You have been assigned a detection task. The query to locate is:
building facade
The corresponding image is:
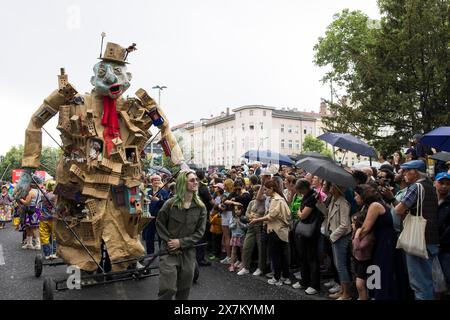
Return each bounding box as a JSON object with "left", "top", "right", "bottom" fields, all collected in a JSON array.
[{"left": 172, "top": 103, "right": 369, "bottom": 169}]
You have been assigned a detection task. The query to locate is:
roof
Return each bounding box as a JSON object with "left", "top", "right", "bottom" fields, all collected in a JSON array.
[
  {"left": 272, "top": 109, "right": 320, "bottom": 121},
  {"left": 204, "top": 114, "right": 236, "bottom": 127},
  {"left": 171, "top": 121, "right": 194, "bottom": 131},
  {"left": 232, "top": 105, "right": 276, "bottom": 113}
]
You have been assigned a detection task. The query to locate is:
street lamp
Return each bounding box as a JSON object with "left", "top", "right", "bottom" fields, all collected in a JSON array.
[{"left": 152, "top": 85, "right": 167, "bottom": 106}]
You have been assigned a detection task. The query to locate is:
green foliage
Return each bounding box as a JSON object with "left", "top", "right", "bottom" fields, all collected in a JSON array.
[
  {"left": 314, "top": 1, "right": 450, "bottom": 154},
  {"left": 0, "top": 145, "right": 61, "bottom": 182},
  {"left": 302, "top": 135, "right": 333, "bottom": 158}
]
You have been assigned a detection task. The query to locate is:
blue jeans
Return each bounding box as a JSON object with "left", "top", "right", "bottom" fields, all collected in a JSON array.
[
  {"left": 331, "top": 233, "right": 352, "bottom": 283},
  {"left": 405, "top": 244, "right": 439, "bottom": 300}
]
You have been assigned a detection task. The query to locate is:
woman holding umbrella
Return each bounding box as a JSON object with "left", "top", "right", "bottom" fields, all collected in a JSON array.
[{"left": 292, "top": 179, "right": 322, "bottom": 295}]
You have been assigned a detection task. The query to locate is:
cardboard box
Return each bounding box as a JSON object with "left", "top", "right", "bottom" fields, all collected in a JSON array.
[
  {"left": 119, "top": 111, "right": 143, "bottom": 134},
  {"left": 99, "top": 158, "right": 122, "bottom": 174},
  {"left": 82, "top": 183, "right": 109, "bottom": 200},
  {"left": 135, "top": 88, "right": 157, "bottom": 109},
  {"left": 33, "top": 103, "right": 58, "bottom": 127},
  {"left": 69, "top": 164, "right": 87, "bottom": 182}
]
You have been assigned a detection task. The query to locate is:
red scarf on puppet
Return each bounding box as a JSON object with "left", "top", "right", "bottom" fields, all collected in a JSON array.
[{"left": 102, "top": 96, "right": 121, "bottom": 157}]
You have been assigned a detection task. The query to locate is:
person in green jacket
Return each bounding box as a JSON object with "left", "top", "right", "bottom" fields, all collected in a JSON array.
[{"left": 156, "top": 170, "right": 207, "bottom": 300}]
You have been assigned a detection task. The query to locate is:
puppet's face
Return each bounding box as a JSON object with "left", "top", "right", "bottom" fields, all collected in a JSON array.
[{"left": 91, "top": 61, "right": 132, "bottom": 99}]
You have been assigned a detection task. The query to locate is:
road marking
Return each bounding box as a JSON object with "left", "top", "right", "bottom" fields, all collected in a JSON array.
[{"left": 0, "top": 244, "right": 5, "bottom": 265}]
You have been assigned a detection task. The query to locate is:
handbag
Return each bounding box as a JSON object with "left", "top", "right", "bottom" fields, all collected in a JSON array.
[
  {"left": 295, "top": 211, "right": 319, "bottom": 238},
  {"left": 396, "top": 183, "right": 428, "bottom": 259},
  {"left": 352, "top": 232, "right": 375, "bottom": 261}
]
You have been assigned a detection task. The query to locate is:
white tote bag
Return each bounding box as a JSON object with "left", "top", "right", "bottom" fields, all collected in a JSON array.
[{"left": 396, "top": 183, "right": 429, "bottom": 259}]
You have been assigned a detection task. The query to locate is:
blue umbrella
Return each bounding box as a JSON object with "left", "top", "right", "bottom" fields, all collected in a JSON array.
[
  {"left": 242, "top": 150, "right": 294, "bottom": 166},
  {"left": 421, "top": 127, "right": 450, "bottom": 152},
  {"left": 318, "top": 132, "right": 378, "bottom": 158}
]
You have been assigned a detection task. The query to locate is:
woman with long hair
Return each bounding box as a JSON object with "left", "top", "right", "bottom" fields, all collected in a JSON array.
[
  {"left": 156, "top": 170, "right": 207, "bottom": 300},
  {"left": 250, "top": 180, "right": 291, "bottom": 286},
  {"left": 219, "top": 178, "right": 236, "bottom": 264},
  {"left": 354, "top": 184, "right": 399, "bottom": 300}
]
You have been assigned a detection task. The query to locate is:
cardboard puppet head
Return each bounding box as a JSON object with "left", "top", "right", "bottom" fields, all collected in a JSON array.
[{"left": 91, "top": 42, "right": 134, "bottom": 99}]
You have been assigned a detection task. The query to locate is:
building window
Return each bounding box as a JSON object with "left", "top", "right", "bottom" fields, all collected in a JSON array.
[
  {"left": 249, "top": 123, "right": 255, "bottom": 130},
  {"left": 295, "top": 140, "right": 300, "bottom": 150},
  {"left": 260, "top": 122, "right": 264, "bottom": 130},
  {"left": 249, "top": 110, "right": 254, "bottom": 116},
  {"left": 240, "top": 112, "right": 242, "bottom": 118},
  {"left": 288, "top": 140, "right": 293, "bottom": 149},
  {"left": 288, "top": 125, "right": 293, "bottom": 133},
  {"left": 304, "top": 129, "right": 307, "bottom": 134},
  {"left": 263, "top": 110, "right": 267, "bottom": 116},
  {"left": 242, "top": 123, "right": 245, "bottom": 131},
  {"left": 281, "top": 139, "right": 285, "bottom": 148},
  {"left": 295, "top": 126, "right": 299, "bottom": 134},
  {"left": 281, "top": 124, "right": 285, "bottom": 133}
]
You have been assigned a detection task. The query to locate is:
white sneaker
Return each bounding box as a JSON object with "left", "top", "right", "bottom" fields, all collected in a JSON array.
[
  {"left": 237, "top": 268, "right": 249, "bottom": 276},
  {"left": 292, "top": 282, "right": 304, "bottom": 289},
  {"left": 33, "top": 244, "right": 41, "bottom": 250},
  {"left": 50, "top": 254, "right": 58, "bottom": 259},
  {"left": 265, "top": 272, "right": 274, "bottom": 279},
  {"left": 283, "top": 278, "right": 292, "bottom": 285},
  {"left": 220, "top": 257, "right": 230, "bottom": 264},
  {"left": 328, "top": 284, "right": 341, "bottom": 294},
  {"left": 294, "top": 271, "right": 302, "bottom": 280},
  {"left": 324, "top": 280, "right": 337, "bottom": 288},
  {"left": 252, "top": 268, "right": 262, "bottom": 276},
  {"left": 136, "top": 262, "right": 145, "bottom": 269},
  {"left": 44, "top": 256, "right": 51, "bottom": 260},
  {"left": 267, "top": 278, "right": 283, "bottom": 286},
  {"left": 305, "top": 287, "right": 319, "bottom": 295},
  {"left": 233, "top": 260, "right": 241, "bottom": 268}
]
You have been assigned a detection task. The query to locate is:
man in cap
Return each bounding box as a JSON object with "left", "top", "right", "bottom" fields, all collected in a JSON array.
[
  {"left": 13, "top": 41, "right": 183, "bottom": 271},
  {"left": 384, "top": 159, "right": 439, "bottom": 300},
  {"left": 434, "top": 172, "right": 450, "bottom": 290}
]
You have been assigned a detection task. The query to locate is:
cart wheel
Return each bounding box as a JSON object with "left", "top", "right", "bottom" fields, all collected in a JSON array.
[
  {"left": 35, "top": 254, "right": 43, "bottom": 278},
  {"left": 43, "top": 277, "right": 54, "bottom": 300},
  {"left": 193, "top": 262, "right": 200, "bottom": 283}
]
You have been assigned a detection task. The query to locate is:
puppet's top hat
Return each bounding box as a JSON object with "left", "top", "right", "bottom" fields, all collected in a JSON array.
[{"left": 100, "top": 42, "right": 135, "bottom": 64}]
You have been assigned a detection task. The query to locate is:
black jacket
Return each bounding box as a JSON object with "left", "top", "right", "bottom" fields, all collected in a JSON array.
[{"left": 438, "top": 194, "right": 450, "bottom": 253}]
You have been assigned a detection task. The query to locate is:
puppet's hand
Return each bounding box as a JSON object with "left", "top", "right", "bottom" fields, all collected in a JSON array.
[{"left": 13, "top": 168, "right": 34, "bottom": 200}]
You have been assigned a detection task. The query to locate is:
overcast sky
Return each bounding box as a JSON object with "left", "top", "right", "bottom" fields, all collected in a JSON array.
[{"left": 0, "top": 0, "right": 380, "bottom": 156}]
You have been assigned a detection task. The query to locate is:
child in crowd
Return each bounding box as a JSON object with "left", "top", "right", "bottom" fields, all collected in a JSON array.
[
  {"left": 209, "top": 204, "right": 223, "bottom": 261},
  {"left": 351, "top": 213, "right": 373, "bottom": 300},
  {"left": 228, "top": 204, "right": 248, "bottom": 272}
]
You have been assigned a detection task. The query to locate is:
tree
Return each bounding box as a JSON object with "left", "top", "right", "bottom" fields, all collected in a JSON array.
[
  {"left": 0, "top": 145, "right": 61, "bottom": 182},
  {"left": 0, "top": 145, "right": 24, "bottom": 182},
  {"left": 302, "top": 135, "right": 333, "bottom": 158},
  {"left": 314, "top": 1, "right": 449, "bottom": 154}
]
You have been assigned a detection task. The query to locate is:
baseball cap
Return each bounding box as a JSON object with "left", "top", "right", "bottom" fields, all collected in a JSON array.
[
  {"left": 400, "top": 160, "right": 426, "bottom": 172},
  {"left": 435, "top": 172, "right": 450, "bottom": 182}
]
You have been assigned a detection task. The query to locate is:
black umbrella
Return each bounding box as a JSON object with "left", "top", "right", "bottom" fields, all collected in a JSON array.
[
  {"left": 318, "top": 132, "right": 377, "bottom": 158},
  {"left": 296, "top": 157, "right": 356, "bottom": 188},
  {"left": 430, "top": 151, "right": 450, "bottom": 162}
]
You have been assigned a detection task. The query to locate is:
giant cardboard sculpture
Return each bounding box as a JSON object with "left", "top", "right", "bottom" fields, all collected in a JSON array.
[{"left": 17, "top": 41, "right": 184, "bottom": 271}]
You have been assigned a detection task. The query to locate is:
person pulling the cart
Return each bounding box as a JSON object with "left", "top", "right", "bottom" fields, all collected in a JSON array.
[{"left": 156, "top": 170, "right": 207, "bottom": 300}]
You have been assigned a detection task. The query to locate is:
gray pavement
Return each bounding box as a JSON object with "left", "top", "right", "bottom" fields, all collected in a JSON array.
[{"left": 0, "top": 223, "right": 326, "bottom": 300}]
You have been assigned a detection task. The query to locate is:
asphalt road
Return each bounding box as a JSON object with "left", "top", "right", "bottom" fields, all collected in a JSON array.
[{"left": 0, "top": 222, "right": 327, "bottom": 300}]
